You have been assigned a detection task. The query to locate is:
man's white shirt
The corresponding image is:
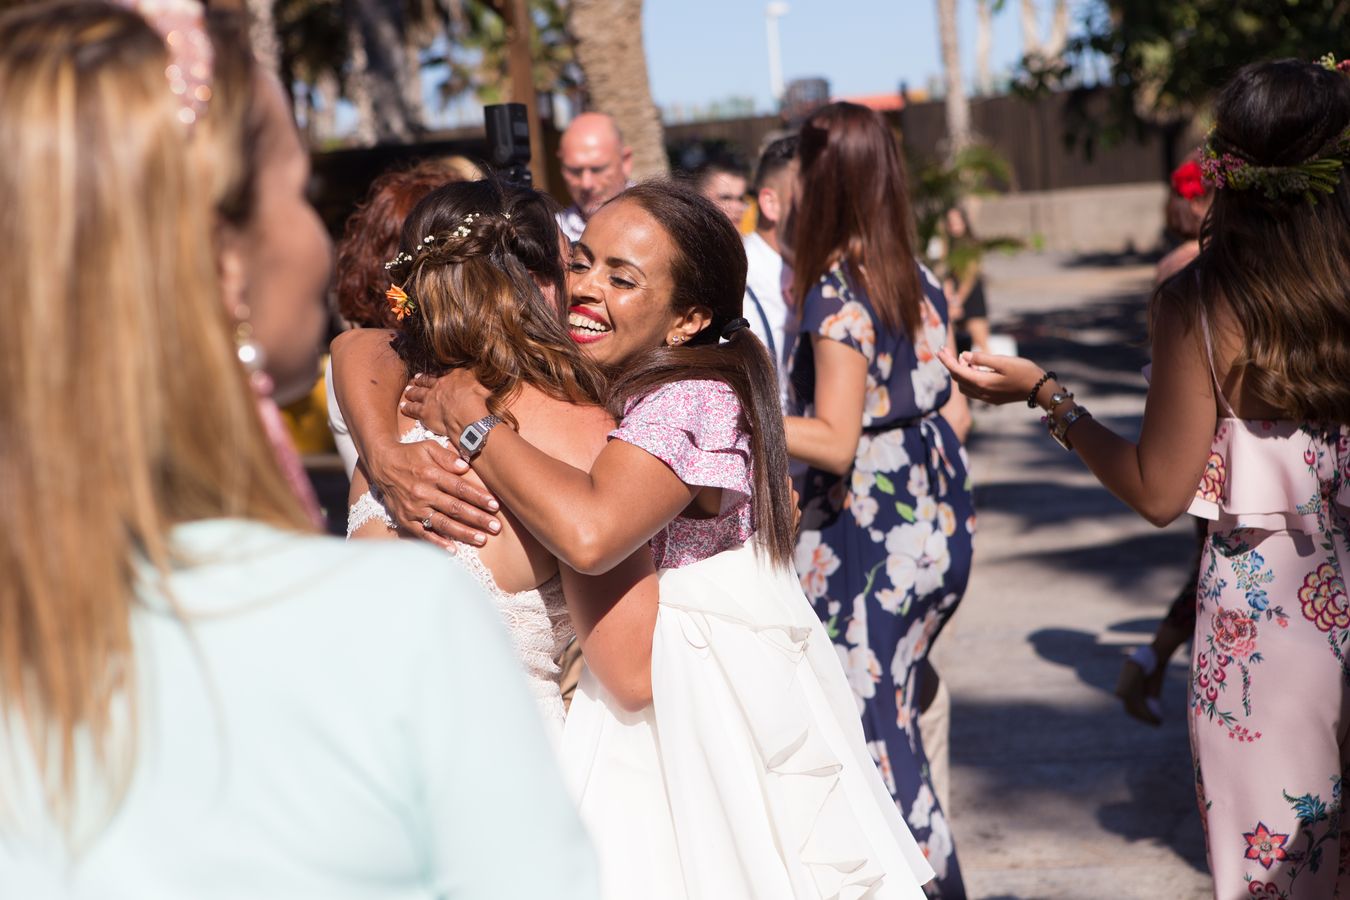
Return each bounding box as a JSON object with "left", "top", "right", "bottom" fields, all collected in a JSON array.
[
  {"left": 556, "top": 181, "right": 637, "bottom": 244},
  {"left": 556, "top": 205, "right": 586, "bottom": 243},
  {"left": 742, "top": 230, "right": 791, "bottom": 408}
]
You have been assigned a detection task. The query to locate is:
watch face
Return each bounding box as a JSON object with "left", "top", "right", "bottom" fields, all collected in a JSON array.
[{"left": 461, "top": 424, "right": 485, "bottom": 453}]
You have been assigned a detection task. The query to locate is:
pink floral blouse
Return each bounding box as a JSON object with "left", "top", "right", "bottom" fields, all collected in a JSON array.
[{"left": 609, "top": 379, "right": 754, "bottom": 569}]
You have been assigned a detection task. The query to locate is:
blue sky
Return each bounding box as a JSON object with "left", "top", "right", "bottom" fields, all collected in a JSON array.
[
  {"left": 353, "top": 0, "right": 1082, "bottom": 131},
  {"left": 643, "top": 0, "right": 1074, "bottom": 113}
]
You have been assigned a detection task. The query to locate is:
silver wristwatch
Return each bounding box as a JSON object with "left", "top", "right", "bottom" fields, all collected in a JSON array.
[{"left": 458, "top": 414, "right": 502, "bottom": 458}]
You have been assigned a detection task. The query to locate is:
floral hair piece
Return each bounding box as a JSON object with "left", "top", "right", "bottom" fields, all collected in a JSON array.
[
  {"left": 383, "top": 213, "right": 490, "bottom": 270},
  {"left": 386, "top": 284, "right": 415, "bottom": 321},
  {"left": 1318, "top": 53, "right": 1350, "bottom": 75},
  {"left": 112, "top": 0, "right": 213, "bottom": 127},
  {"left": 384, "top": 251, "right": 414, "bottom": 271},
  {"left": 450, "top": 212, "right": 480, "bottom": 239},
  {"left": 1201, "top": 126, "right": 1350, "bottom": 203},
  {"left": 1170, "top": 159, "right": 1206, "bottom": 200},
  {"left": 1199, "top": 53, "right": 1350, "bottom": 204}
]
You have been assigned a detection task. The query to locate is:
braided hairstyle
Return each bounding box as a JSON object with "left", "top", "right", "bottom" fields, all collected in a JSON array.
[{"left": 389, "top": 179, "right": 606, "bottom": 428}]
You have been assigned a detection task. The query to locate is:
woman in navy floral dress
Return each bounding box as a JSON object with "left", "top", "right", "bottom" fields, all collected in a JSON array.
[{"left": 785, "top": 102, "right": 975, "bottom": 899}]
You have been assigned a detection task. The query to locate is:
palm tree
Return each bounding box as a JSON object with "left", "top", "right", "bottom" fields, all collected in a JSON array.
[
  {"left": 343, "top": 0, "right": 421, "bottom": 144},
  {"left": 1021, "top": 0, "right": 1069, "bottom": 66},
  {"left": 975, "top": 0, "right": 995, "bottom": 95},
  {"left": 567, "top": 0, "right": 668, "bottom": 179},
  {"left": 435, "top": 0, "right": 578, "bottom": 105},
  {"left": 275, "top": 0, "right": 347, "bottom": 142},
  {"left": 935, "top": 0, "right": 972, "bottom": 154},
  {"left": 1045, "top": 0, "right": 1069, "bottom": 60},
  {"left": 1019, "top": 0, "right": 1042, "bottom": 56}
]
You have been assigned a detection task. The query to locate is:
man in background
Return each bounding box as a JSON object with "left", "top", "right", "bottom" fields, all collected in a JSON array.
[
  {"left": 556, "top": 112, "right": 633, "bottom": 242},
  {"left": 743, "top": 135, "right": 798, "bottom": 404},
  {"left": 693, "top": 161, "right": 750, "bottom": 228}
]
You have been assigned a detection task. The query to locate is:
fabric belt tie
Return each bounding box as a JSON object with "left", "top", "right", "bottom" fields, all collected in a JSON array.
[{"left": 862, "top": 410, "right": 957, "bottom": 481}]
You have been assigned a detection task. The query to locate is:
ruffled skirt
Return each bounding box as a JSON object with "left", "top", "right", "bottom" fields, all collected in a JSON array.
[{"left": 560, "top": 541, "right": 934, "bottom": 899}]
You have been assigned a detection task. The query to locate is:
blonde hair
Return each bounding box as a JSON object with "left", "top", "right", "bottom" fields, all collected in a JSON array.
[{"left": 0, "top": 2, "right": 311, "bottom": 821}]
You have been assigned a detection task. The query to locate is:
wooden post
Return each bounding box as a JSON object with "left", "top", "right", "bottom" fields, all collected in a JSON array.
[{"left": 501, "top": 0, "right": 549, "bottom": 191}]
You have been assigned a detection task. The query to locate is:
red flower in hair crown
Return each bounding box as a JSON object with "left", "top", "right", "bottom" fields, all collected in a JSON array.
[{"left": 1170, "top": 160, "right": 1206, "bottom": 200}]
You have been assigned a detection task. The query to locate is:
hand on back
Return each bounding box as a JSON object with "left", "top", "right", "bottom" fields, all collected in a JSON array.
[{"left": 362, "top": 437, "right": 502, "bottom": 548}]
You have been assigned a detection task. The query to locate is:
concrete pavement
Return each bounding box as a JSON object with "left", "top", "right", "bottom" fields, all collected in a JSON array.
[{"left": 940, "top": 252, "right": 1213, "bottom": 899}]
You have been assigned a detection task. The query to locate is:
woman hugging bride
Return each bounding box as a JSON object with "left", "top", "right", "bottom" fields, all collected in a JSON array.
[{"left": 336, "top": 177, "right": 934, "bottom": 899}]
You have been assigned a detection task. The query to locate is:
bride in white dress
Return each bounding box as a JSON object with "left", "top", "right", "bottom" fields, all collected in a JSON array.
[{"left": 343, "top": 179, "right": 659, "bottom": 736}]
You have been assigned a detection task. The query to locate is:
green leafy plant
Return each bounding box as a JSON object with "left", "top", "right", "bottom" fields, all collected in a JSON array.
[{"left": 910, "top": 141, "right": 1022, "bottom": 270}]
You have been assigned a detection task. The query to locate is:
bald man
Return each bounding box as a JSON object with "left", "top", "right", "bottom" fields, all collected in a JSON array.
[{"left": 556, "top": 112, "right": 634, "bottom": 241}]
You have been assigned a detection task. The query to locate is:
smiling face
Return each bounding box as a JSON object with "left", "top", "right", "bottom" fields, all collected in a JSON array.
[{"left": 565, "top": 199, "right": 706, "bottom": 368}]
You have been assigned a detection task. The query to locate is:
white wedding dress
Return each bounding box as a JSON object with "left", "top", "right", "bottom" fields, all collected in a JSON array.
[
  {"left": 562, "top": 380, "right": 935, "bottom": 900},
  {"left": 347, "top": 424, "right": 574, "bottom": 735}
]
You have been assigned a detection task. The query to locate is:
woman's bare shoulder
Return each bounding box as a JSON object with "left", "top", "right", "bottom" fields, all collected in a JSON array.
[
  {"left": 510, "top": 386, "right": 615, "bottom": 470},
  {"left": 1154, "top": 241, "right": 1199, "bottom": 286}
]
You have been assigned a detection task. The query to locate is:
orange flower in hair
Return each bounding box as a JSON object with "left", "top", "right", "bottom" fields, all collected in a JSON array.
[{"left": 386, "top": 284, "right": 415, "bottom": 321}]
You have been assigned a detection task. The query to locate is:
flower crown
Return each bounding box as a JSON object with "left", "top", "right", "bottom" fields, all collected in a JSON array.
[
  {"left": 382, "top": 212, "right": 505, "bottom": 321},
  {"left": 1199, "top": 55, "right": 1350, "bottom": 204}
]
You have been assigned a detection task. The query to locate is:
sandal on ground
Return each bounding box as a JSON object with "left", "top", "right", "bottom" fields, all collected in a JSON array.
[{"left": 1115, "top": 646, "right": 1164, "bottom": 726}]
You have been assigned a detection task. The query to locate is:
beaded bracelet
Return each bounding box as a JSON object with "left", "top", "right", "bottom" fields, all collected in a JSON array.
[{"left": 1027, "top": 371, "right": 1056, "bottom": 408}]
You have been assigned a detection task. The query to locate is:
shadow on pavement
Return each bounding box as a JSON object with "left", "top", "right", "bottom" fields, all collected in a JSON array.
[
  {"left": 1018, "top": 531, "right": 1194, "bottom": 594},
  {"left": 1062, "top": 249, "right": 1162, "bottom": 269},
  {"left": 972, "top": 481, "right": 1138, "bottom": 528},
  {"left": 1001, "top": 292, "right": 1152, "bottom": 370},
  {"left": 950, "top": 693, "right": 1210, "bottom": 879},
  {"left": 1098, "top": 762, "right": 1209, "bottom": 877}
]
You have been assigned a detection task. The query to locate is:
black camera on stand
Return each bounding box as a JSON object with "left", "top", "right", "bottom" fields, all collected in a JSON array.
[{"left": 484, "top": 102, "right": 532, "bottom": 188}]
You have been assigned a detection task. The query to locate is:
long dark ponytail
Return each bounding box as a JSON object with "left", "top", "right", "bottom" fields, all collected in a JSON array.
[{"left": 604, "top": 180, "right": 796, "bottom": 567}]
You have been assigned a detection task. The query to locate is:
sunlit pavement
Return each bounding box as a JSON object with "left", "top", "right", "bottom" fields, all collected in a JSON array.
[{"left": 939, "top": 252, "right": 1213, "bottom": 899}]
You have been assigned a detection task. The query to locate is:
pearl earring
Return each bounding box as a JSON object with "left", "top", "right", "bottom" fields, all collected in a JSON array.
[{"left": 234, "top": 303, "right": 266, "bottom": 375}]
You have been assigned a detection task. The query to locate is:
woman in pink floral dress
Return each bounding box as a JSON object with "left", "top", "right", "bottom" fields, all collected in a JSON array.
[{"left": 941, "top": 59, "right": 1350, "bottom": 898}]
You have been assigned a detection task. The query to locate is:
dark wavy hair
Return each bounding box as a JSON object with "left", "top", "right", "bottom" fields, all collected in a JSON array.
[
  {"left": 793, "top": 102, "right": 922, "bottom": 336},
  {"left": 1161, "top": 59, "right": 1350, "bottom": 423},
  {"left": 335, "top": 159, "right": 466, "bottom": 328},
  {"left": 604, "top": 180, "right": 796, "bottom": 568},
  {"left": 389, "top": 179, "right": 605, "bottom": 428}
]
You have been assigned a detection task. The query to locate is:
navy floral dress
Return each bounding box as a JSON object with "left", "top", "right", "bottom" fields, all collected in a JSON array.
[{"left": 790, "top": 262, "right": 976, "bottom": 898}]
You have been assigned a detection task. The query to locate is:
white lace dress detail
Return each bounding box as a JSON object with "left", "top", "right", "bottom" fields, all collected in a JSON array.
[{"left": 346, "top": 423, "right": 574, "bottom": 735}]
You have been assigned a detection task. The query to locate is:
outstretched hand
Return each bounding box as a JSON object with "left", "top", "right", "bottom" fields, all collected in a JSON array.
[{"left": 936, "top": 346, "right": 1048, "bottom": 406}]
